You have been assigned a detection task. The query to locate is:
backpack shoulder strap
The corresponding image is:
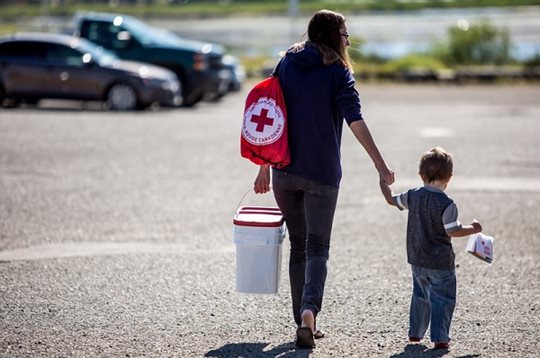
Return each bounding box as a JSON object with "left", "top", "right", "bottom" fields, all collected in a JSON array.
[{"left": 271, "top": 57, "right": 284, "bottom": 78}]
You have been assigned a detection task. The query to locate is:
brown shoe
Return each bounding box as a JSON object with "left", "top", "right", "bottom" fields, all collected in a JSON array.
[
  {"left": 434, "top": 342, "right": 449, "bottom": 349},
  {"left": 409, "top": 336, "right": 422, "bottom": 342}
]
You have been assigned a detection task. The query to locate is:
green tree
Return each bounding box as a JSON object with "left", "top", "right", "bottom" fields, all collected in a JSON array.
[{"left": 443, "top": 19, "right": 512, "bottom": 65}]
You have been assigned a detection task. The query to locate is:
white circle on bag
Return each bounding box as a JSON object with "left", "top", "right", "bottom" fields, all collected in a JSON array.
[{"left": 243, "top": 97, "right": 285, "bottom": 146}]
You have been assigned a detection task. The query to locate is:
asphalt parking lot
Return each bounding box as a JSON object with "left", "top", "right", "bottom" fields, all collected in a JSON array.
[{"left": 1, "top": 84, "right": 539, "bottom": 357}]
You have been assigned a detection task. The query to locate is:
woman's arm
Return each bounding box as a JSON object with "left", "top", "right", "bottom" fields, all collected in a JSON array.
[{"left": 349, "top": 120, "right": 395, "bottom": 185}]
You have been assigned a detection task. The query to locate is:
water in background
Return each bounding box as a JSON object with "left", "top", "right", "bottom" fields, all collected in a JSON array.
[{"left": 152, "top": 6, "right": 540, "bottom": 60}]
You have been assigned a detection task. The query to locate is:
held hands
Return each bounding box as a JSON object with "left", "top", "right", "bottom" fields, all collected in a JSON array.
[
  {"left": 378, "top": 164, "right": 395, "bottom": 185},
  {"left": 254, "top": 165, "right": 271, "bottom": 194}
]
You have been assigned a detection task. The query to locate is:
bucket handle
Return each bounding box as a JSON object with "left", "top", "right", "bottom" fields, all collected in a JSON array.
[{"left": 235, "top": 186, "right": 274, "bottom": 216}]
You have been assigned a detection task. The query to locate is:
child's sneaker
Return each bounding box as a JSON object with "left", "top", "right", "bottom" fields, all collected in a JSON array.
[
  {"left": 409, "top": 337, "right": 422, "bottom": 343},
  {"left": 434, "top": 342, "right": 449, "bottom": 349}
]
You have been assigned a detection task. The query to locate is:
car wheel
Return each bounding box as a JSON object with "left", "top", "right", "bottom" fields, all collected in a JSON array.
[
  {"left": 182, "top": 93, "right": 203, "bottom": 107},
  {"left": 107, "top": 83, "right": 138, "bottom": 110}
]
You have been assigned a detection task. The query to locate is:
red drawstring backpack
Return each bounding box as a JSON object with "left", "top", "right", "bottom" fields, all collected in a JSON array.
[{"left": 241, "top": 75, "right": 290, "bottom": 168}]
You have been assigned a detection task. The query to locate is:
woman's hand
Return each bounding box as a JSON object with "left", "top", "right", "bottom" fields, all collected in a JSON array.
[{"left": 254, "top": 165, "right": 271, "bottom": 193}]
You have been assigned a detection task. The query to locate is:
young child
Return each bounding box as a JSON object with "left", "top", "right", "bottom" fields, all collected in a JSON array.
[{"left": 379, "top": 147, "right": 482, "bottom": 350}]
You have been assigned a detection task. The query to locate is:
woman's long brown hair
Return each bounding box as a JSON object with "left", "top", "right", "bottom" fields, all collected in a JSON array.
[{"left": 307, "top": 9, "right": 353, "bottom": 71}]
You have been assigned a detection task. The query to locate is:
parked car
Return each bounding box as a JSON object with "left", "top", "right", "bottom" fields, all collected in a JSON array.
[
  {"left": 222, "top": 54, "right": 245, "bottom": 92},
  {"left": 0, "top": 32, "right": 182, "bottom": 110},
  {"left": 73, "top": 12, "right": 238, "bottom": 106}
]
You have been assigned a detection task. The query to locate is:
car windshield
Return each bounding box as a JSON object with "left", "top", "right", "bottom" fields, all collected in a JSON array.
[{"left": 76, "top": 38, "right": 118, "bottom": 66}]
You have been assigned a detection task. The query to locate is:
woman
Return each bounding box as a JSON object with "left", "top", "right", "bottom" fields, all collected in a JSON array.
[{"left": 254, "top": 9, "right": 395, "bottom": 348}]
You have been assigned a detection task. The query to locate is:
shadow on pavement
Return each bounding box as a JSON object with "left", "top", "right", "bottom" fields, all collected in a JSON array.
[
  {"left": 205, "top": 342, "right": 311, "bottom": 358},
  {"left": 390, "top": 343, "right": 463, "bottom": 358}
]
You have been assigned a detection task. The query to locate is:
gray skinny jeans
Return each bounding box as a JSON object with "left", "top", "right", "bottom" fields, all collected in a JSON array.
[{"left": 272, "top": 169, "right": 339, "bottom": 326}]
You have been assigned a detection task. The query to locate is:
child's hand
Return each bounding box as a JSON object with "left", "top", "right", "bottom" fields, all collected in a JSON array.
[
  {"left": 379, "top": 179, "right": 395, "bottom": 206},
  {"left": 472, "top": 219, "right": 482, "bottom": 233},
  {"left": 449, "top": 219, "right": 483, "bottom": 238}
]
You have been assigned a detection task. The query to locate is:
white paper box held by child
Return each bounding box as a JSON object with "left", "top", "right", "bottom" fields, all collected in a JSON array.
[{"left": 466, "top": 233, "right": 494, "bottom": 264}]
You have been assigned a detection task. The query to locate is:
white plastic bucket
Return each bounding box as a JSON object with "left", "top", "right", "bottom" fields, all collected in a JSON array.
[{"left": 233, "top": 206, "right": 286, "bottom": 294}]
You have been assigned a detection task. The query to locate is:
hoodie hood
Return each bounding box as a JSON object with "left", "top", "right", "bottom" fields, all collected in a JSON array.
[
  {"left": 285, "top": 42, "right": 324, "bottom": 68},
  {"left": 285, "top": 41, "right": 344, "bottom": 68}
]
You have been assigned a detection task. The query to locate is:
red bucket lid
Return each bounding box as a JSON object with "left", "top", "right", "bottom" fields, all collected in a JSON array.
[{"left": 233, "top": 206, "right": 284, "bottom": 227}]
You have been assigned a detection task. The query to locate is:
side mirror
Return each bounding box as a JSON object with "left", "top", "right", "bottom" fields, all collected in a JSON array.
[{"left": 82, "top": 53, "right": 95, "bottom": 67}]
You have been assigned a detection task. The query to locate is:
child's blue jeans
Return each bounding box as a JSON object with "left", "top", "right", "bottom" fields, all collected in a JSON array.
[
  {"left": 272, "top": 170, "right": 338, "bottom": 326},
  {"left": 409, "top": 265, "right": 456, "bottom": 343}
]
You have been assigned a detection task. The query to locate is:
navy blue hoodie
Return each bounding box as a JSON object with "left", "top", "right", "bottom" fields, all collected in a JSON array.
[{"left": 274, "top": 42, "right": 363, "bottom": 188}]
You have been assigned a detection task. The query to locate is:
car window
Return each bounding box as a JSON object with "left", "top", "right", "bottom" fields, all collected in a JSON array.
[
  {"left": 0, "top": 41, "right": 47, "bottom": 62},
  {"left": 46, "top": 43, "right": 85, "bottom": 67},
  {"left": 83, "top": 20, "right": 116, "bottom": 48},
  {"left": 83, "top": 20, "right": 131, "bottom": 50}
]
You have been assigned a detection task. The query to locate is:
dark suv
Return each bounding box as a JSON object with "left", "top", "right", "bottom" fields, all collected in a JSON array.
[{"left": 74, "top": 12, "right": 231, "bottom": 106}]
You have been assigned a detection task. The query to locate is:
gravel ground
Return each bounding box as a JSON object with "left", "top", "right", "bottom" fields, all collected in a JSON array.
[{"left": 0, "top": 84, "right": 539, "bottom": 357}]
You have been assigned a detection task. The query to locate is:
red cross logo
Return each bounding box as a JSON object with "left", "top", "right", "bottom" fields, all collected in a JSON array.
[
  {"left": 242, "top": 98, "right": 285, "bottom": 146},
  {"left": 250, "top": 108, "right": 274, "bottom": 132}
]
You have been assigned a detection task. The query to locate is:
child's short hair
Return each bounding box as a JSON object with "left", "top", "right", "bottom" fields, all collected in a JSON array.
[{"left": 419, "top": 147, "right": 453, "bottom": 183}]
